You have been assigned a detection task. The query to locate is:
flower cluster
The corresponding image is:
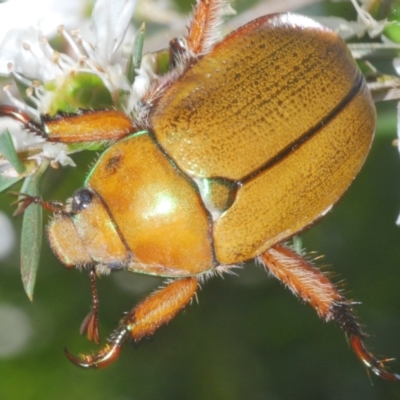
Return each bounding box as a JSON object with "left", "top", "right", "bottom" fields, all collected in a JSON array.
[
  {"left": 0, "top": 0, "right": 180, "bottom": 281},
  {"left": 0, "top": 0, "right": 190, "bottom": 180}
]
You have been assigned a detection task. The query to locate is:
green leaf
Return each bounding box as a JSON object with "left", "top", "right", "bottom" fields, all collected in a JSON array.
[
  {"left": 127, "top": 22, "right": 145, "bottom": 84},
  {"left": 19, "top": 161, "right": 48, "bottom": 301},
  {"left": 366, "top": 0, "right": 400, "bottom": 43},
  {"left": 292, "top": 235, "right": 303, "bottom": 255},
  {"left": 383, "top": 22, "right": 400, "bottom": 43},
  {"left": 66, "top": 141, "right": 105, "bottom": 153},
  {"left": 45, "top": 72, "right": 113, "bottom": 114},
  {"left": 152, "top": 49, "right": 172, "bottom": 76},
  {"left": 0, "top": 130, "right": 25, "bottom": 174},
  {"left": 0, "top": 175, "right": 22, "bottom": 192}
]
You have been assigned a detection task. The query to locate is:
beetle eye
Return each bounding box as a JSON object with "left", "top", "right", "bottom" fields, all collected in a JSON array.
[{"left": 71, "top": 189, "right": 94, "bottom": 213}]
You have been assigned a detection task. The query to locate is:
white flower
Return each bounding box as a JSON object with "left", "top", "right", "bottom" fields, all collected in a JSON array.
[
  {"left": 0, "top": 0, "right": 87, "bottom": 40},
  {"left": 90, "top": 0, "right": 137, "bottom": 68},
  {"left": 349, "top": 0, "right": 386, "bottom": 38},
  {"left": 0, "top": 0, "right": 140, "bottom": 176},
  {"left": 317, "top": 0, "right": 386, "bottom": 40}
]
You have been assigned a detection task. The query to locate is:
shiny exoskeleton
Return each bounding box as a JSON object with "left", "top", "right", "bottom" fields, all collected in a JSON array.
[{"left": 2, "top": 6, "right": 399, "bottom": 380}]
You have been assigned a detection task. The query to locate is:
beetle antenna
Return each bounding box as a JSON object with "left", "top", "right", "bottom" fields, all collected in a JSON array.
[{"left": 9, "top": 192, "right": 64, "bottom": 216}]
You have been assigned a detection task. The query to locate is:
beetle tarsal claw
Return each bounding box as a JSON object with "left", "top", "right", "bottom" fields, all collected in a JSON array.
[
  {"left": 65, "top": 325, "right": 128, "bottom": 368},
  {"left": 0, "top": 105, "right": 44, "bottom": 136},
  {"left": 64, "top": 348, "right": 92, "bottom": 368},
  {"left": 350, "top": 335, "right": 400, "bottom": 381},
  {"left": 64, "top": 342, "right": 122, "bottom": 369}
]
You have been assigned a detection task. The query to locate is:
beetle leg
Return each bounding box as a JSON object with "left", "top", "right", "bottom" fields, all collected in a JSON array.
[
  {"left": 0, "top": 105, "right": 135, "bottom": 143},
  {"left": 259, "top": 244, "right": 400, "bottom": 381},
  {"left": 185, "top": 0, "right": 230, "bottom": 58},
  {"left": 41, "top": 110, "right": 135, "bottom": 143},
  {"left": 9, "top": 191, "right": 64, "bottom": 216},
  {"left": 0, "top": 105, "right": 44, "bottom": 136},
  {"left": 65, "top": 277, "right": 198, "bottom": 368},
  {"left": 80, "top": 268, "right": 101, "bottom": 344}
]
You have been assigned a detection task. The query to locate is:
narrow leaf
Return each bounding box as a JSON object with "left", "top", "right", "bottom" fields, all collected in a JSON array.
[
  {"left": 0, "top": 175, "right": 22, "bottom": 192},
  {"left": 292, "top": 235, "right": 303, "bottom": 255},
  {"left": 127, "top": 22, "right": 145, "bottom": 84},
  {"left": 19, "top": 161, "right": 48, "bottom": 301},
  {"left": 0, "top": 130, "right": 25, "bottom": 174}
]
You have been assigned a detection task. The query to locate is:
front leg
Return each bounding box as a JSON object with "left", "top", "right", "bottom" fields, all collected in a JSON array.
[
  {"left": 79, "top": 268, "right": 101, "bottom": 345},
  {"left": 65, "top": 277, "right": 198, "bottom": 368},
  {"left": 260, "top": 244, "right": 400, "bottom": 381}
]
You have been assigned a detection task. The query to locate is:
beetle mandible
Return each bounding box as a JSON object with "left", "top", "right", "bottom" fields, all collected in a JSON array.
[{"left": 1, "top": 2, "right": 399, "bottom": 380}]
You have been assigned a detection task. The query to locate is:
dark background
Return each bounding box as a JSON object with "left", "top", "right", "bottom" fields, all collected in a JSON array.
[{"left": 1, "top": 1, "right": 400, "bottom": 399}]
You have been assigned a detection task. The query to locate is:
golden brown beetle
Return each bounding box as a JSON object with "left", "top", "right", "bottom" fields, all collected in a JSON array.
[{"left": 2, "top": 4, "right": 399, "bottom": 380}]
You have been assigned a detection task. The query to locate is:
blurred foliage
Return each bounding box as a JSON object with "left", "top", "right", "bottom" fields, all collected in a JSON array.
[{"left": 1, "top": 1, "right": 400, "bottom": 400}]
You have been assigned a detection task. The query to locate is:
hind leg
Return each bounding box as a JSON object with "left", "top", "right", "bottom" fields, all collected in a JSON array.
[{"left": 260, "top": 244, "right": 399, "bottom": 381}]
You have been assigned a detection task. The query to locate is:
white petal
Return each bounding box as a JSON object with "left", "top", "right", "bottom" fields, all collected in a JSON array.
[
  {"left": 316, "top": 17, "right": 367, "bottom": 40},
  {"left": 0, "top": 0, "right": 89, "bottom": 76},
  {"left": 37, "top": 0, "right": 88, "bottom": 34},
  {"left": 41, "top": 143, "right": 76, "bottom": 166},
  {"left": 0, "top": 0, "right": 53, "bottom": 36},
  {"left": 90, "top": 0, "right": 137, "bottom": 67},
  {"left": 106, "top": 64, "right": 131, "bottom": 92},
  {"left": 0, "top": 0, "right": 86, "bottom": 37},
  {"left": 0, "top": 117, "right": 44, "bottom": 152},
  {"left": 0, "top": 27, "right": 59, "bottom": 80}
]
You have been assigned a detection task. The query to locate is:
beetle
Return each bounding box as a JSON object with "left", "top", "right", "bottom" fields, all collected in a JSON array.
[{"left": 1, "top": 3, "right": 399, "bottom": 380}]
